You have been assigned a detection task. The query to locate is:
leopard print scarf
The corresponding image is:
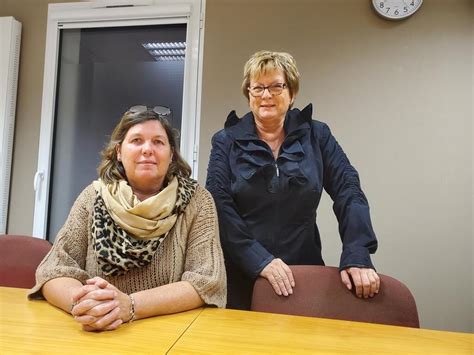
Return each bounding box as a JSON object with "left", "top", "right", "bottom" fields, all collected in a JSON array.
[{"left": 91, "top": 174, "right": 197, "bottom": 276}]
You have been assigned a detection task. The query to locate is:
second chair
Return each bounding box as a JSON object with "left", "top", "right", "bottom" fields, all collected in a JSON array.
[{"left": 251, "top": 265, "right": 419, "bottom": 328}]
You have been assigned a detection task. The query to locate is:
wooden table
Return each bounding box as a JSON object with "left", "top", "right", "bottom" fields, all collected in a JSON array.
[
  {"left": 169, "top": 308, "right": 473, "bottom": 354},
  {"left": 1, "top": 287, "right": 472, "bottom": 354},
  {"left": 0, "top": 287, "right": 202, "bottom": 353}
]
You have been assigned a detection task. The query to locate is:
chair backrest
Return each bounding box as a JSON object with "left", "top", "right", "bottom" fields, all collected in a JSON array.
[
  {"left": 0, "top": 234, "right": 52, "bottom": 288},
  {"left": 251, "top": 265, "right": 419, "bottom": 328}
]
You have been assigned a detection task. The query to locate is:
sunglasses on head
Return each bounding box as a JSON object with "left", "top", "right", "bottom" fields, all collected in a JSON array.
[{"left": 128, "top": 105, "right": 172, "bottom": 117}]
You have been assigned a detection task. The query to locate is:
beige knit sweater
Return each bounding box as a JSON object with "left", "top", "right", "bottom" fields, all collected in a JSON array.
[{"left": 28, "top": 184, "right": 226, "bottom": 308}]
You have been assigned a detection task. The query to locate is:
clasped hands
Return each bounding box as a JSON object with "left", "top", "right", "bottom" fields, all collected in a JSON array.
[
  {"left": 70, "top": 277, "right": 131, "bottom": 332},
  {"left": 260, "top": 258, "right": 380, "bottom": 298}
]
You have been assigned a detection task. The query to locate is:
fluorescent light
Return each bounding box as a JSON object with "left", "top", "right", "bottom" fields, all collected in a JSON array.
[{"left": 142, "top": 41, "right": 186, "bottom": 61}]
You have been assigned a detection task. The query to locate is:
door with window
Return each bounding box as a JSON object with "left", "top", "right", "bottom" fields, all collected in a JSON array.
[{"left": 33, "top": 2, "right": 204, "bottom": 241}]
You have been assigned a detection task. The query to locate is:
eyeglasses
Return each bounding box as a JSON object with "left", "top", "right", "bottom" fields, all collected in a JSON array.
[
  {"left": 248, "top": 83, "right": 287, "bottom": 97},
  {"left": 128, "top": 105, "right": 171, "bottom": 117}
]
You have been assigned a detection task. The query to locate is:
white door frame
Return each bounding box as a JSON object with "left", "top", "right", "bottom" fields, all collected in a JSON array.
[{"left": 33, "top": 0, "right": 205, "bottom": 239}]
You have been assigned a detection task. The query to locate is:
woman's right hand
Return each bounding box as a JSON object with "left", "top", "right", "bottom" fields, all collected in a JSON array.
[
  {"left": 86, "top": 277, "right": 134, "bottom": 325},
  {"left": 70, "top": 282, "right": 123, "bottom": 331},
  {"left": 259, "top": 258, "right": 295, "bottom": 297}
]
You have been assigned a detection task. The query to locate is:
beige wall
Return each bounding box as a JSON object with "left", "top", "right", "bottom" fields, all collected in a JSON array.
[
  {"left": 199, "top": 0, "right": 473, "bottom": 333},
  {"left": 1, "top": 0, "right": 472, "bottom": 333},
  {"left": 0, "top": 0, "right": 78, "bottom": 237}
]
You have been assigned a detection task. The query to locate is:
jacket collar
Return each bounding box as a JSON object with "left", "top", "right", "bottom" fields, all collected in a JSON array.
[{"left": 224, "top": 103, "right": 313, "bottom": 141}]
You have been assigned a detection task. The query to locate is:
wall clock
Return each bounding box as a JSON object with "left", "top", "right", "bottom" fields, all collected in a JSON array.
[{"left": 372, "top": 0, "right": 423, "bottom": 20}]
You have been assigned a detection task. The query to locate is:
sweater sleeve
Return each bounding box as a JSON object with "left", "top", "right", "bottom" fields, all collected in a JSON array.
[
  {"left": 316, "top": 122, "right": 378, "bottom": 270},
  {"left": 180, "top": 186, "right": 227, "bottom": 308},
  {"left": 27, "top": 185, "right": 95, "bottom": 299},
  {"left": 205, "top": 131, "right": 274, "bottom": 279}
]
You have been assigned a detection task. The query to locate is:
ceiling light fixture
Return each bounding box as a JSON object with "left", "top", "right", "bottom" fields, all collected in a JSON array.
[{"left": 142, "top": 41, "right": 186, "bottom": 61}]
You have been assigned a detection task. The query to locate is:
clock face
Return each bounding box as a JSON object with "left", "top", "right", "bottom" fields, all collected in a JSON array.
[{"left": 372, "top": 0, "right": 423, "bottom": 20}]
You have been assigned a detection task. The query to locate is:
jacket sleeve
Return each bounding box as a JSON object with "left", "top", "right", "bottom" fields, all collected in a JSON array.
[
  {"left": 27, "top": 186, "right": 94, "bottom": 299},
  {"left": 316, "top": 122, "right": 378, "bottom": 271},
  {"left": 206, "top": 131, "right": 274, "bottom": 279}
]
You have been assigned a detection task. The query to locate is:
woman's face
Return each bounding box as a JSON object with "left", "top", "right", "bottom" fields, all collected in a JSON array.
[
  {"left": 249, "top": 68, "right": 293, "bottom": 124},
  {"left": 117, "top": 120, "right": 173, "bottom": 196}
]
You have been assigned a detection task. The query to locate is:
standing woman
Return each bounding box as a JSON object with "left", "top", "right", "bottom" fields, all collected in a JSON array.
[
  {"left": 206, "top": 51, "right": 379, "bottom": 310},
  {"left": 29, "top": 106, "right": 226, "bottom": 331}
]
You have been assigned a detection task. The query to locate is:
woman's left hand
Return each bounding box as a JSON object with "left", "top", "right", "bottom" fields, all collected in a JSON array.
[{"left": 340, "top": 267, "right": 380, "bottom": 298}]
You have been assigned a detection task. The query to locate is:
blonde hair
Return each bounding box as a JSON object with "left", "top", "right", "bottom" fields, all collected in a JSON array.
[{"left": 241, "top": 50, "right": 300, "bottom": 105}]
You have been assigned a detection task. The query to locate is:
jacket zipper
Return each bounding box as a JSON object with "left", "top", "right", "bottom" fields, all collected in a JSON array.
[{"left": 273, "top": 158, "right": 280, "bottom": 246}]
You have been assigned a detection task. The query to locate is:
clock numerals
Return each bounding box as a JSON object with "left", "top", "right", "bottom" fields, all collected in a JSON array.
[{"left": 373, "top": 0, "right": 423, "bottom": 20}]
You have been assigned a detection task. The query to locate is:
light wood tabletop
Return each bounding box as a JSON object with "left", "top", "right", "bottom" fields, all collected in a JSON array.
[
  {"left": 0, "top": 286, "right": 202, "bottom": 354},
  {"left": 1, "top": 287, "right": 472, "bottom": 354},
  {"left": 169, "top": 308, "right": 473, "bottom": 354}
]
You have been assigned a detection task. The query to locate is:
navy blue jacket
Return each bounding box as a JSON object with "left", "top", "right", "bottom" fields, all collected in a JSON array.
[{"left": 206, "top": 104, "right": 378, "bottom": 309}]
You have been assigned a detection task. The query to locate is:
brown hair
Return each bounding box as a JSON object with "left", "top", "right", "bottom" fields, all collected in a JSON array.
[
  {"left": 97, "top": 108, "right": 191, "bottom": 184},
  {"left": 241, "top": 50, "right": 300, "bottom": 106}
]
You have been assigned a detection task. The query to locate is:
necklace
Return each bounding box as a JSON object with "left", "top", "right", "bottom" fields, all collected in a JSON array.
[
  {"left": 256, "top": 124, "right": 285, "bottom": 158},
  {"left": 266, "top": 136, "right": 284, "bottom": 158}
]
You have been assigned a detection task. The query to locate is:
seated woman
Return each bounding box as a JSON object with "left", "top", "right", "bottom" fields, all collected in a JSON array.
[
  {"left": 28, "top": 105, "right": 226, "bottom": 331},
  {"left": 206, "top": 51, "right": 379, "bottom": 310}
]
